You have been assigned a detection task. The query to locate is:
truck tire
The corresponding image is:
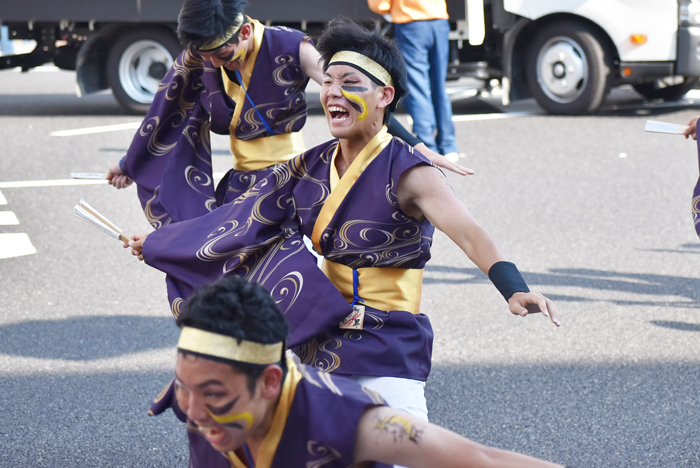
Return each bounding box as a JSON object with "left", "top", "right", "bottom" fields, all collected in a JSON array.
[
  {"left": 107, "top": 28, "right": 181, "bottom": 114},
  {"left": 525, "top": 21, "right": 611, "bottom": 115},
  {"left": 632, "top": 77, "right": 699, "bottom": 102}
]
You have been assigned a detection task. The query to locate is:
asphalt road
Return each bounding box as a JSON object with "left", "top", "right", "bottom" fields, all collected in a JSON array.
[{"left": 1, "top": 67, "right": 699, "bottom": 468}]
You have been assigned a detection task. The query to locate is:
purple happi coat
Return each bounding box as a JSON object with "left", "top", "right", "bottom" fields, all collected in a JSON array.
[
  {"left": 150, "top": 360, "right": 391, "bottom": 468},
  {"left": 119, "top": 21, "right": 311, "bottom": 229},
  {"left": 143, "top": 128, "right": 436, "bottom": 381}
]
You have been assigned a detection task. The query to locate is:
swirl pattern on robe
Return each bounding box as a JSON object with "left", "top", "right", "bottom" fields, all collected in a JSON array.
[
  {"left": 143, "top": 138, "right": 436, "bottom": 379},
  {"left": 306, "top": 442, "right": 342, "bottom": 467},
  {"left": 121, "top": 49, "right": 218, "bottom": 225}
]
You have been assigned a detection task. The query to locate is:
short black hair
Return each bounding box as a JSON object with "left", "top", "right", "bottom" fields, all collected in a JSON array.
[
  {"left": 176, "top": 276, "right": 289, "bottom": 395},
  {"left": 316, "top": 17, "right": 408, "bottom": 121},
  {"left": 177, "top": 0, "right": 249, "bottom": 50}
]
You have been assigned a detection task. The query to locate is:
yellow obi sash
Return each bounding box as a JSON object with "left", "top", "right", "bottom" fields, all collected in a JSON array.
[
  {"left": 229, "top": 131, "right": 306, "bottom": 171},
  {"left": 322, "top": 261, "right": 424, "bottom": 314},
  {"left": 222, "top": 18, "right": 306, "bottom": 172},
  {"left": 225, "top": 357, "right": 302, "bottom": 468}
]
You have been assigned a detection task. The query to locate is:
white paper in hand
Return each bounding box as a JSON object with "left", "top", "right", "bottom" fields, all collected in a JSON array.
[
  {"left": 644, "top": 120, "right": 689, "bottom": 135},
  {"left": 71, "top": 173, "right": 106, "bottom": 179}
]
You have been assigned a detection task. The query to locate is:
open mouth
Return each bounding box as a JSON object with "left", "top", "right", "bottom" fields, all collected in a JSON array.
[
  {"left": 198, "top": 426, "right": 227, "bottom": 445},
  {"left": 328, "top": 106, "right": 350, "bottom": 121}
]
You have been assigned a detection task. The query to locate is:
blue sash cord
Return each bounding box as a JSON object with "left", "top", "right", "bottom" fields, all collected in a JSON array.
[
  {"left": 351, "top": 269, "right": 365, "bottom": 307},
  {"left": 235, "top": 70, "right": 276, "bottom": 137}
]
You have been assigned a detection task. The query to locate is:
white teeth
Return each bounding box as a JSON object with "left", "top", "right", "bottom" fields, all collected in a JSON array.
[{"left": 328, "top": 106, "right": 348, "bottom": 113}]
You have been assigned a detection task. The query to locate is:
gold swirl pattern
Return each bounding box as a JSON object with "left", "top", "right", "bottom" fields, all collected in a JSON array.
[
  {"left": 184, "top": 166, "right": 215, "bottom": 210},
  {"left": 196, "top": 220, "right": 244, "bottom": 262},
  {"left": 326, "top": 219, "right": 424, "bottom": 268},
  {"left": 182, "top": 119, "right": 212, "bottom": 165},
  {"left": 145, "top": 186, "right": 172, "bottom": 229},
  {"left": 296, "top": 339, "right": 319, "bottom": 370},
  {"left": 693, "top": 195, "right": 700, "bottom": 232},
  {"left": 299, "top": 338, "right": 342, "bottom": 373},
  {"left": 306, "top": 441, "right": 342, "bottom": 467},
  {"left": 272, "top": 54, "right": 300, "bottom": 91},
  {"left": 232, "top": 53, "right": 306, "bottom": 138},
  {"left": 365, "top": 311, "right": 385, "bottom": 330},
  {"left": 237, "top": 94, "right": 306, "bottom": 139},
  {"left": 170, "top": 298, "right": 184, "bottom": 319}
]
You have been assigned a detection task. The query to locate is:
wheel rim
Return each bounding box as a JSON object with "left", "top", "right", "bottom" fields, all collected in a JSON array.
[
  {"left": 118, "top": 40, "right": 173, "bottom": 104},
  {"left": 536, "top": 36, "right": 588, "bottom": 104}
]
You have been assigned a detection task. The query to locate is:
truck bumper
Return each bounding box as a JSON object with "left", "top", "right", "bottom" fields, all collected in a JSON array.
[
  {"left": 676, "top": 26, "right": 700, "bottom": 77},
  {"left": 618, "top": 62, "right": 674, "bottom": 82}
]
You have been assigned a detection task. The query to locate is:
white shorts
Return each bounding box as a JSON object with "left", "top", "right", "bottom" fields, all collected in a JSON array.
[{"left": 350, "top": 375, "right": 428, "bottom": 422}]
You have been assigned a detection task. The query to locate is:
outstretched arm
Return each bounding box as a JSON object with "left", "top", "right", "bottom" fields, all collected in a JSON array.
[
  {"left": 397, "top": 164, "right": 559, "bottom": 326},
  {"left": 354, "top": 406, "right": 565, "bottom": 468}
]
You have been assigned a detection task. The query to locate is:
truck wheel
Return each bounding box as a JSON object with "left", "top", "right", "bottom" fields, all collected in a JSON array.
[
  {"left": 107, "top": 28, "right": 181, "bottom": 114},
  {"left": 632, "top": 77, "right": 699, "bottom": 101},
  {"left": 525, "top": 21, "right": 610, "bottom": 115}
]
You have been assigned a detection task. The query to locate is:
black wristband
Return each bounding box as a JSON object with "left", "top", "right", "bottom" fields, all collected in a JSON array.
[{"left": 488, "top": 261, "right": 530, "bottom": 301}]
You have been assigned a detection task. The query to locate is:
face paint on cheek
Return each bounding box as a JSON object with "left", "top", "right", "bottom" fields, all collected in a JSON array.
[
  {"left": 207, "top": 408, "right": 255, "bottom": 432},
  {"left": 231, "top": 48, "right": 245, "bottom": 63},
  {"left": 340, "top": 90, "right": 368, "bottom": 121}
]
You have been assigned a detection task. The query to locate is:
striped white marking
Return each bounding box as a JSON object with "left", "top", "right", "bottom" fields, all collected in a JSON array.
[
  {"left": 0, "top": 211, "right": 19, "bottom": 225},
  {"left": 0, "top": 233, "right": 36, "bottom": 259},
  {"left": 0, "top": 189, "right": 6, "bottom": 205},
  {"left": 50, "top": 122, "right": 141, "bottom": 137}
]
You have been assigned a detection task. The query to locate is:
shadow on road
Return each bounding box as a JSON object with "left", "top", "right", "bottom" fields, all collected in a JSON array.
[
  {"left": 424, "top": 261, "right": 700, "bottom": 308},
  {"left": 0, "top": 362, "right": 697, "bottom": 467},
  {"left": 0, "top": 315, "right": 177, "bottom": 360}
]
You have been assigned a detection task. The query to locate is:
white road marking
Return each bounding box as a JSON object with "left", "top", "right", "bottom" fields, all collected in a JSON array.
[
  {"left": 0, "top": 233, "right": 36, "bottom": 259},
  {"left": 50, "top": 122, "right": 141, "bottom": 137},
  {"left": 452, "top": 111, "right": 539, "bottom": 122},
  {"left": 0, "top": 211, "right": 19, "bottom": 225},
  {"left": 0, "top": 189, "right": 6, "bottom": 205}
]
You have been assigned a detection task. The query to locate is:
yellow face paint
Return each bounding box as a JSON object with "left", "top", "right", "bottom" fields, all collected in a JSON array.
[
  {"left": 207, "top": 409, "right": 254, "bottom": 432},
  {"left": 341, "top": 89, "right": 369, "bottom": 121},
  {"left": 231, "top": 47, "right": 246, "bottom": 64}
]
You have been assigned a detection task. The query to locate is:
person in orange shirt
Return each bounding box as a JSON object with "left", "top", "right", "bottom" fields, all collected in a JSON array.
[{"left": 368, "top": 0, "right": 462, "bottom": 162}]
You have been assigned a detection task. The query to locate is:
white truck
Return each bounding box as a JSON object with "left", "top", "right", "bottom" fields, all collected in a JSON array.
[{"left": 1, "top": 0, "right": 699, "bottom": 115}]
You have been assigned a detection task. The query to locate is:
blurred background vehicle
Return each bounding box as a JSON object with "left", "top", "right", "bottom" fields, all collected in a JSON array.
[{"left": 1, "top": 0, "right": 698, "bottom": 115}]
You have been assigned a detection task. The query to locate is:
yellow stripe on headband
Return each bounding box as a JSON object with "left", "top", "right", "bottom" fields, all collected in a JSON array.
[
  {"left": 198, "top": 13, "right": 245, "bottom": 52},
  {"left": 329, "top": 50, "right": 394, "bottom": 87},
  {"left": 178, "top": 327, "right": 283, "bottom": 365}
]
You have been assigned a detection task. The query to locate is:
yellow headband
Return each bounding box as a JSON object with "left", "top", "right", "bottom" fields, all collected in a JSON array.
[
  {"left": 198, "top": 13, "right": 245, "bottom": 52},
  {"left": 328, "top": 50, "right": 394, "bottom": 87},
  {"left": 178, "top": 327, "right": 284, "bottom": 365}
]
